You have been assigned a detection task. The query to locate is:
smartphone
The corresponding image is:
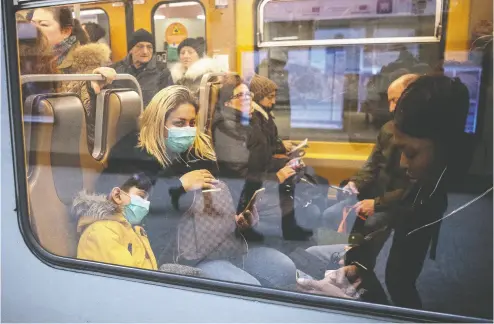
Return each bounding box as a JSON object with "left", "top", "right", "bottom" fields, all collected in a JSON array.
[
  {"left": 242, "top": 188, "right": 265, "bottom": 214},
  {"left": 288, "top": 157, "right": 302, "bottom": 170},
  {"left": 289, "top": 138, "right": 308, "bottom": 153}
]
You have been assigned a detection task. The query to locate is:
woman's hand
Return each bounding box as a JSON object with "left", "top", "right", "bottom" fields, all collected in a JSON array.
[
  {"left": 343, "top": 181, "right": 359, "bottom": 194},
  {"left": 277, "top": 166, "right": 296, "bottom": 183},
  {"left": 282, "top": 140, "right": 294, "bottom": 152},
  {"left": 91, "top": 67, "right": 117, "bottom": 94},
  {"left": 297, "top": 265, "right": 362, "bottom": 299},
  {"left": 179, "top": 169, "right": 218, "bottom": 192},
  {"left": 354, "top": 199, "right": 375, "bottom": 218},
  {"left": 235, "top": 210, "right": 254, "bottom": 230}
]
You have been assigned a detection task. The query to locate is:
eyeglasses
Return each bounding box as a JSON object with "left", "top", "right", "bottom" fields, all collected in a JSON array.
[
  {"left": 230, "top": 92, "right": 253, "bottom": 100},
  {"left": 135, "top": 44, "right": 153, "bottom": 51}
]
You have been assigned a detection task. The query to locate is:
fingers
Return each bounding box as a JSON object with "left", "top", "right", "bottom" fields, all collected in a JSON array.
[
  {"left": 202, "top": 183, "right": 215, "bottom": 190},
  {"left": 296, "top": 278, "right": 324, "bottom": 292}
]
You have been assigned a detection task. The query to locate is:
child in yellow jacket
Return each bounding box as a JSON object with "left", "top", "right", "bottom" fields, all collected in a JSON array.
[{"left": 72, "top": 173, "right": 157, "bottom": 270}]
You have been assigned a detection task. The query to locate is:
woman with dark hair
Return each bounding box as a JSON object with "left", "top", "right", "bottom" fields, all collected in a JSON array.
[
  {"left": 30, "top": 6, "right": 115, "bottom": 150},
  {"left": 213, "top": 75, "right": 311, "bottom": 242},
  {"left": 17, "top": 19, "right": 59, "bottom": 99},
  {"left": 82, "top": 22, "right": 106, "bottom": 44},
  {"left": 297, "top": 75, "right": 476, "bottom": 308}
]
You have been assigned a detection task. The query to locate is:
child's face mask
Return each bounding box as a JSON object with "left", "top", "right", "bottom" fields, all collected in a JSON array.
[
  {"left": 165, "top": 126, "right": 196, "bottom": 153},
  {"left": 120, "top": 190, "right": 150, "bottom": 225}
]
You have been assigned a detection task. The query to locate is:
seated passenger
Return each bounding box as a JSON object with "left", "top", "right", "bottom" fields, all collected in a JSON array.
[
  {"left": 30, "top": 7, "right": 115, "bottom": 150},
  {"left": 299, "top": 75, "right": 474, "bottom": 309},
  {"left": 248, "top": 75, "right": 313, "bottom": 240},
  {"left": 97, "top": 85, "right": 297, "bottom": 288},
  {"left": 213, "top": 75, "right": 312, "bottom": 241},
  {"left": 170, "top": 37, "right": 225, "bottom": 95},
  {"left": 321, "top": 74, "right": 419, "bottom": 262},
  {"left": 111, "top": 29, "right": 173, "bottom": 108},
  {"left": 73, "top": 173, "right": 157, "bottom": 270}
]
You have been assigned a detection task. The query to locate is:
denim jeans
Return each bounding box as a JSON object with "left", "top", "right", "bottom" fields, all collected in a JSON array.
[{"left": 197, "top": 247, "right": 297, "bottom": 288}]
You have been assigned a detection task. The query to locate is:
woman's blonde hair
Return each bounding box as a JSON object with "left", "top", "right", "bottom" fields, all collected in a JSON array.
[{"left": 138, "top": 85, "right": 216, "bottom": 167}]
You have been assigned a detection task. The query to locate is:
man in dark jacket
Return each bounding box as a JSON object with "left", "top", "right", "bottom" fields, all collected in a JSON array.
[
  {"left": 110, "top": 29, "right": 173, "bottom": 108},
  {"left": 321, "top": 74, "right": 418, "bottom": 266}
]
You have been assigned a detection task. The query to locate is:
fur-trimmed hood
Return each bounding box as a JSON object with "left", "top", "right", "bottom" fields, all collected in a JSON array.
[
  {"left": 59, "top": 42, "right": 112, "bottom": 73},
  {"left": 170, "top": 57, "right": 226, "bottom": 84},
  {"left": 72, "top": 190, "right": 123, "bottom": 232}
]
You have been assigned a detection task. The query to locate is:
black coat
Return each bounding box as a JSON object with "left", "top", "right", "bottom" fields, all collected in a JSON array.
[
  {"left": 212, "top": 105, "right": 279, "bottom": 214},
  {"left": 111, "top": 54, "right": 173, "bottom": 108}
]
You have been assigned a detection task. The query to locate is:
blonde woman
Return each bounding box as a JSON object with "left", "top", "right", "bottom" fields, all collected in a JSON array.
[{"left": 96, "top": 86, "right": 296, "bottom": 288}]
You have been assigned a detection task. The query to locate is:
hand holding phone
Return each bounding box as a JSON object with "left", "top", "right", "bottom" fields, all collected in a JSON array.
[
  {"left": 242, "top": 188, "right": 265, "bottom": 215},
  {"left": 289, "top": 138, "right": 308, "bottom": 154}
]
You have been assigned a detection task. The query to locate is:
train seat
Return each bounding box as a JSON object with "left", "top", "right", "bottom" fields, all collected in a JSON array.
[
  {"left": 86, "top": 89, "right": 141, "bottom": 191},
  {"left": 25, "top": 93, "right": 87, "bottom": 257}
]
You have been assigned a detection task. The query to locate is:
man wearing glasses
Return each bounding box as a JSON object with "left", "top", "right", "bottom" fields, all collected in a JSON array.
[{"left": 111, "top": 29, "right": 173, "bottom": 107}]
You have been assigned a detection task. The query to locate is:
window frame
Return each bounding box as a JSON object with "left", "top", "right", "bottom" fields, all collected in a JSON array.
[
  {"left": 257, "top": 0, "right": 444, "bottom": 48},
  {"left": 4, "top": 1, "right": 490, "bottom": 322}
]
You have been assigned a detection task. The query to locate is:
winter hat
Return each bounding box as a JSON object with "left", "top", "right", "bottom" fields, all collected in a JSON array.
[
  {"left": 177, "top": 38, "right": 205, "bottom": 57},
  {"left": 249, "top": 74, "right": 278, "bottom": 103},
  {"left": 128, "top": 29, "right": 154, "bottom": 52}
]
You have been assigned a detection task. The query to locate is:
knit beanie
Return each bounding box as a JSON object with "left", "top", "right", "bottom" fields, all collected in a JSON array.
[
  {"left": 177, "top": 38, "right": 205, "bottom": 57},
  {"left": 249, "top": 74, "right": 278, "bottom": 103},
  {"left": 128, "top": 29, "right": 154, "bottom": 52}
]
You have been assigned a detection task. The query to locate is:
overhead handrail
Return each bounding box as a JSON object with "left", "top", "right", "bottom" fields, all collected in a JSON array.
[{"left": 20, "top": 74, "right": 143, "bottom": 104}]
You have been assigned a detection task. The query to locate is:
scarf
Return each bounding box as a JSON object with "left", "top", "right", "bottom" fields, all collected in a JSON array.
[{"left": 53, "top": 36, "right": 77, "bottom": 66}]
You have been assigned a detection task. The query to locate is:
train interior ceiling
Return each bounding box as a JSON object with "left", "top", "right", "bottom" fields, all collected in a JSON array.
[{"left": 14, "top": 0, "right": 492, "bottom": 320}]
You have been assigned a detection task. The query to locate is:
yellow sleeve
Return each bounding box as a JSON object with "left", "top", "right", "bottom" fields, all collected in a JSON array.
[{"left": 77, "top": 223, "right": 136, "bottom": 268}]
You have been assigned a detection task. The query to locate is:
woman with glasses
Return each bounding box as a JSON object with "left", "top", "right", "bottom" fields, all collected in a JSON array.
[{"left": 212, "top": 75, "right": 311, "bottom": 242}]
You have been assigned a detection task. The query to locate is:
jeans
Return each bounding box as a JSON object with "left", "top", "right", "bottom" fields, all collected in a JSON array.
[{"left": 197, "top": 247, "right": 297, "bottom": 288}]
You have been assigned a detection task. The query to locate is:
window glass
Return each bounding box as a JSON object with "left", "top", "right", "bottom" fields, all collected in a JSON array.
[
  {"left": 14, "top": 0, "right": 493, "bottom": 321},
  {"left": 152, "top": 1, "right": 205, "bottom": 66},
  {"left": 261, "top": 0, "right": 440, "bottom": 44},
  {"left": 78, "top": 9, "right": 111, "bottom": 45}
]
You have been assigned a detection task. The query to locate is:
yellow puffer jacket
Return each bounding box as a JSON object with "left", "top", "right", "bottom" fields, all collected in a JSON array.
[{"left": 72, "top": 191, "right": 157, "bottom": 270}]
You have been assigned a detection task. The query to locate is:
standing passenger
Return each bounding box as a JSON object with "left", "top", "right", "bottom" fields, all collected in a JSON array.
[
  {"left": 30, "top": 7, "right": 115, "bottom": 150},
  {"left": 82, "top": 22, "right": 106, "bottom": 44},
  {"left": 111, "top": 29, "right": 173, "bottom": 108}
]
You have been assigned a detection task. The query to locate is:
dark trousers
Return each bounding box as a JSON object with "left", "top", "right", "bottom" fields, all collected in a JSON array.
[{"left": 385, "top": 226, "right": 433, "bottom": 309}]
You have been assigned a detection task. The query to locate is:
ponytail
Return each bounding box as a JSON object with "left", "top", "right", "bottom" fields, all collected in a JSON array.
[{"left": 72, "top": 18, "right": 88, "bottom": 45}]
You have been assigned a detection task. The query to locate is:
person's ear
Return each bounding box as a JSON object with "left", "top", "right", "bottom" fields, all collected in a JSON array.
[{"left": 110, "top": 187, "right": 124, "bottom": 205}]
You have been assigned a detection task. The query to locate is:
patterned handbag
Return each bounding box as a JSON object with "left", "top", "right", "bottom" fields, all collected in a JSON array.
[{"left": 177, "top": 181, "right": 249, "bottom": 262}]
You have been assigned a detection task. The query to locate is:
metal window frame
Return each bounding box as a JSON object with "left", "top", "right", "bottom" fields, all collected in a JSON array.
[{"left": 257, "top": 0, "right": 443, "bottom": 48}]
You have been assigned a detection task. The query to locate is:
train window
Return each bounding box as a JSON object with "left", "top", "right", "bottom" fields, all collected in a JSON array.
[
  {"left": 12, "top": 0, "right": 493, "bottom": 322},
  {"left": 152, "top": 1, "right": 206, "bottom": 65},
  {"left": 78, "top": 9, "right": 111, "bottom": 46},
  {"left": 258, "top": 0, "right": 441, "bottom": 47}
]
